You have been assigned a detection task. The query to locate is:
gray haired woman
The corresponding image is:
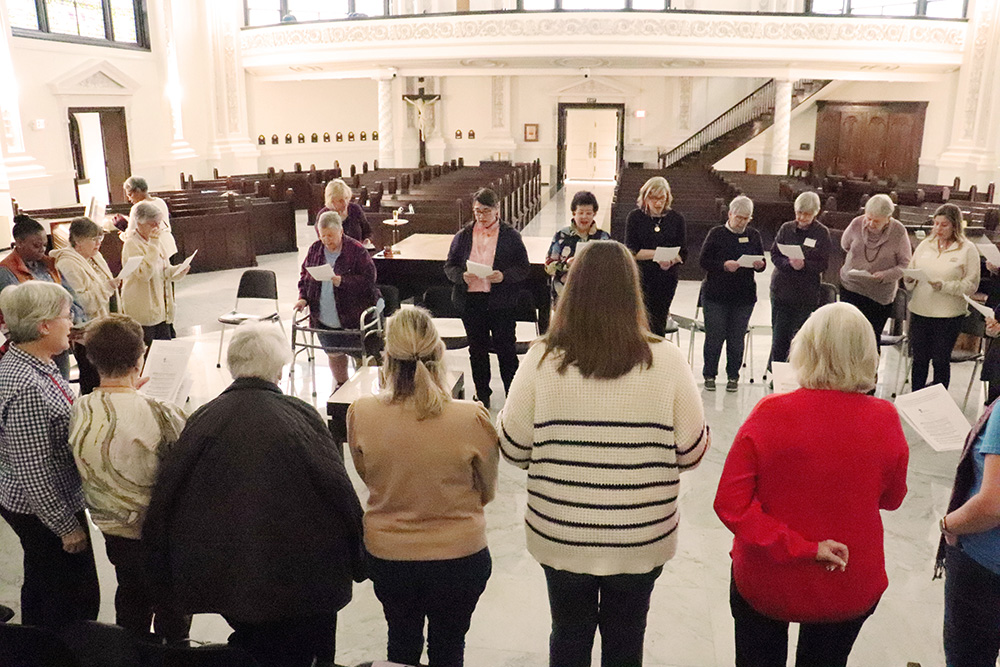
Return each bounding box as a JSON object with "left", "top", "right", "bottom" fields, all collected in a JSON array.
[
  {"left": 698, "top": 196, "right": 766, "bottom": 392},
  {"left": 144, "top": 321, "right": 364, "bottom": 667},
  {"left": 0, "top": 281, "right": 100, "bottom": 629},
  {"left": 838, "top": 193, "right": 912, "bottom": 345}
]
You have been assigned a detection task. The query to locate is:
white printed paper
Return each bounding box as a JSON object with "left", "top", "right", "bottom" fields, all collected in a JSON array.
[
  {"left": 178, "top": 249, "right": 198, "bottom": 271},
  {"left": 141, "top": 340, "right": 195, "bottom": 407},
  {"left": 770, "top": 362, "right": 800, "bottom": 394},
  {"left": 901, "top": 268, "right": 929, "bottom": 282},
  {"left": 86, "top": 196, "right": 106, "bottom": 223},
  {"left": 895, "top": 383, "right": 970, "bottom": 452},
  {"left": 964, "top": 294, "right": 994, "bottom": 319},
  {"left": 466, "top": 260, "right": 493, "bottom": 279},
  {"left": 776, "top": 243, "right": 805, "bottom": 260},
  {"left": 977, "top": 242, "right": 1000, "bottom": 266},
  {"left": 847, "top": 269, "right": 873, "bottom": 278},
  {"left": 117, "top": 256, "right": 143, "bottom": 281},
  {"left": 306, "top": 263, "right": 336, "bottom": 281},
  {"left": 653, "top": 246, "right": 680, "bottom": 263},
  {"left": 737, "top": 255, "right": 764, "bottom": 268}
]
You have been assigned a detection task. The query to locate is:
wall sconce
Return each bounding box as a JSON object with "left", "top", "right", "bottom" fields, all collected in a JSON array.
[
  {"left": 372, "top": 130, "right": 379, "bottom": 141},
  {"left": 348, "top": 132, "right": 355, "bottom": 141},
  {"left": 271, "top": 134, "right": 279, "bottom": 144},
  {"left": 360, "top": 131, "right": 367, "bottom": 141},
  {"left": 297, "top": 133, "right": 305, "bottom": 143},
  {"left": 336, "top": 132, "right": 343, "bottom": 142},
  {"left": 635, "top": 109, "right": 646, "bottom": 118},
  {"left": 468, "top": 130, "right": 475, "bottom": 139},
  {"left": 311, "top": 133, "right": 318, "bottom": 143},
  {"left": 455, "top": 130, "right": 462, "bottom": 139},
  {"left": 258, "top": 135, "right": 266, "bottom": 145},
  {"left": 324, "top": 132, "right": 331, "bottom": 142},
  {"left": 284, "top": 134, "right": 292, "bottom": 144}
]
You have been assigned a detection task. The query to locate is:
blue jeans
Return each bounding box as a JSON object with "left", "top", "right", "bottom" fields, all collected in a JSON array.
[
  {"left": 369, "top": 548, "right": 491, "bottom": 667},
  {"left": 945, "top": 543, "right": 1000, "bottom": 667},
  {"left": 543, "top": 564, "right": 662, "bottom": 667},
  {"left": 702, "top": 299, "right": 755, "bottom": 380}
]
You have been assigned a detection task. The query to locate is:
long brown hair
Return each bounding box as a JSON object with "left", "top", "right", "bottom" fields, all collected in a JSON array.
[{"left": 541, "top": 240, "right": 654, "bottom": 379}]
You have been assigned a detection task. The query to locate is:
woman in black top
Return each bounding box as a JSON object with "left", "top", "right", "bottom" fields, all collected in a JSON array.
[
  {"left": 698, "top": 196, "right": 766, "bottom": 392},
  {"left": 625, "top": 176, "right": 687, "bottom": 336}
]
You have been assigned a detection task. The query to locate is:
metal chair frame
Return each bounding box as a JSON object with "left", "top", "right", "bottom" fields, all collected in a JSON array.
[{"left": 216, "top": 269, "right": 285, "bottom": 368}]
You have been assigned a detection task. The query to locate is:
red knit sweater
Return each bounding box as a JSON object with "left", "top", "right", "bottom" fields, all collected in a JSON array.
[{"left": 714, "top": 388, "right": 909, "bottom": 623}]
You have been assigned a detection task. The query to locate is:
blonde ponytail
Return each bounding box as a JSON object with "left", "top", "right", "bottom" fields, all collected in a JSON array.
[{"left": 381, "top": 308, "right": 450, "bottom": 420}]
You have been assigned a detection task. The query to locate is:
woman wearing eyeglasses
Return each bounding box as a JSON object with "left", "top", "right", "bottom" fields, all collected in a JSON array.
[
  {"left": 625, "top": 176, "right": 687, "bottom": 337},
  {"left": 444, "top": 188, "right": 529, "bottom": 409}
]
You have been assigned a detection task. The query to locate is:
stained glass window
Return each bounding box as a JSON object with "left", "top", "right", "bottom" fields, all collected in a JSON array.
[
  {"left": 110, "top": 0, "right": 138, "bottom": 43},
  {"left": 7, "top": 1, "right": 148, "bottom": 47},
  {"left": 7, "top": 0, "right": 39, "bottom": 30}
]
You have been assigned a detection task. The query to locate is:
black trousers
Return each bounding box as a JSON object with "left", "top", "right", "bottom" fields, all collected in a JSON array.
[
  {"left": 641, "top": 277, "right": 678, "bottom": 338},
  {"left": 103, "top": 534, "right": 191, "bottom": 640},
  {"left": 141, "top": 322, "right": 176, "bottom": 346},
  {"left": 702, "top": 299, "right": 755, "bottom": 380},
  {"left": 910, "top": 313, "right": 964, "bottom": 391},
  {"left": 460, "top": 293, "right": 518, "bottom": 401},
  {"left": 225, "top": 613, "right": 338, "bottom": 667},
  {"left": 543, "top": 564, "right": 662, "bottom": 667},
  {"left": 369, "top": 548, "right": 491, "bottom": 667},
  {"left": 839, "top": 287, "right": 892, "bottom": 349},
  {"left": 769, "top": 299, "right": 816, "bottom": 366},
  {"left": 730, "top": 578, "right": 875, "bottom": 667},
  {"left": 72, "top": 343, "right": 100, "bottom": 395},
  {"left": 0, "top": 507, "right": 99, "bottom": 630},
  {"left": 944, "top": 543, "right": 1000, "bottom": 667}
]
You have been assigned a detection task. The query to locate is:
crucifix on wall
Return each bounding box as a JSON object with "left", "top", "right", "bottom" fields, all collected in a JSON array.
[{"left": 403, "top": 81, "right": 441, "bottom": 168}]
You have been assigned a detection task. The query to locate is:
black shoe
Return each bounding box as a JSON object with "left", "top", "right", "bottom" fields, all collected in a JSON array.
[
  {"left": 727, "top": 378, "right": 739, "bottom": 393},
  {"left": 704, "top": 378, "right": 716, "bottom": 391}
]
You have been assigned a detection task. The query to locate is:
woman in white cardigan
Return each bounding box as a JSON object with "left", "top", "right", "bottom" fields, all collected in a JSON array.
[
  {"left": 905, "top": 203, "right": 980, "bottom": 391},
  {"left": 120, "top": 202, "right": 189, "bottom": 344},
  {"left": 497, "top": 240, "right": 709, "bottom": 667}
]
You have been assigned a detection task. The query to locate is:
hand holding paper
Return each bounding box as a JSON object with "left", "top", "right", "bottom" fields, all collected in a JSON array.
[
  {"left": 777, "top": 243, "right": 805, "bottom": 260},
  {"left": 117, "top": 256, "right": 143, "bottom": 281},
  {"left": 977, "top": 242, "right": 1000, "bottom": 266},
  {"left": 653, "top": 246, "right": 680, "bottom": 263},
  {"left": 466, "top": 260, "right": 493, "bottom": 279},
  {"left": 179, "top": 249, "right": 198, "bottom": 271},
  {"left": 901, "top": 268, "right": 929, "bottom": 282},
  {"left": 964, "top": 294, "right": 994, "bottom": 319},
  {"left": 306, "top": 263, "right": 336, "bottom": 281},
  {"left": 737, "top": 254, "right": 764, "bottom": 268},
  {"left": 848, "top": 269, "right": 874, "bottom": 278}
]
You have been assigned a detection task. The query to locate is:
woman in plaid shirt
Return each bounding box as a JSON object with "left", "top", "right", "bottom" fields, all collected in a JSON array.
[{"left": 0, "top": 281, "right": 99, "bottom": 629}]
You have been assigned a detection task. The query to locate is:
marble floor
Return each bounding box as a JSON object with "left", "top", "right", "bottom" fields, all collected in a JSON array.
[{"left": 0, "top": 182, "right": 978, "bottom": 666}]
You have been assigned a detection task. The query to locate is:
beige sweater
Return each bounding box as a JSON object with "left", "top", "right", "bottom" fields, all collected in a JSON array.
[
  {"left": 52, "top": 247, "right": 116, "bottom": 320},
  {"left": 906, "top": 237, "right": 980, "bottom": 318},
  {"left": 120, "top": 233, "right": 186, "bottom": 326},
  {"left": 347, "top": 396, "right": 499, "bottom": 561}
]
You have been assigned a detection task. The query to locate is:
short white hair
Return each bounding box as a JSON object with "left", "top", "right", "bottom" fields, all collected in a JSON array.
[
  {"left": 0, "top": 282, "right": 73, "bottom": 344},
  {"left": 729, "top": 196, "right": 753, "bottom": 217},
  {"left": 227, "top": 321, "right": 291, "bottom": 381},
  {"left": 133, "top": 201, "right": 162, "bottom": 224},
  {"left": 790, "top": 302, "right": 877, "bottom": 394},
  {"left": 316, "top": 211, "right": 343, "bottom": 231},
  {"left": 865, "top": 193, "right": 895, "bottom": 219},
  {"left": 324, "top": 179, "right": 352, "bottom": 204},
  {"left": 794, "top": 191, "right": 821, "bottom": 215},
  {"left": 124, "top": 176, "right": 148, "bottom": 193}
]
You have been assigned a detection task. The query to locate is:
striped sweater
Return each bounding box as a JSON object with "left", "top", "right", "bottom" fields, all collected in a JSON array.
[{"left": 498, "top": 340, "right": 709, "bottom": 576}]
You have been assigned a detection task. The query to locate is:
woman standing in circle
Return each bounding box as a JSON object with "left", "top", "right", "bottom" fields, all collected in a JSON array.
[
  {"left": 838, "top": 194, "right": 911, "bottom": 346},
  {"left": 444, "top": 188, "right": 529, "bottom": 409},
  {"left": 317, "top": 178, "right": 373, "bottom": 245},
  {"left": 348, "top": 308, "right": 498, "bottom": 667},
  {"left": 625, "top": 176, "right": 687, "bottom": 337},
  {"left": 545, "top": 190, "right": 609, "bottom": 304},
  {"left": 498, "top": 240, "right": 708, "bottom": 667},
  {"left": 905, "top": 203, "right": 980, "bottom": 391}
]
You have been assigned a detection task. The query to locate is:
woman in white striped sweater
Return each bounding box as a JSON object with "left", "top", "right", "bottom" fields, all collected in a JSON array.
[{"left": 498, "top": 240, "right": 710, "bottom": 667}]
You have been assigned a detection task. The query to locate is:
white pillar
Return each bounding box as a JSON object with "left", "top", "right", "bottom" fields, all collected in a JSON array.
[
  {"left": 924, "top": 0, "right": 1000, "bottom": 189},
  {"left": 769, "top": 79, "right": 792, "bottom": 176},
  {"left": 156, "top": 0, "right": 196, "bottom": 163},
  {"left": 484, "top": 75, "right": 517, "bottom": 160},
  {"left": 0, "top": 0, "right": 31, "bottom": 245},
  {"left": 206, "top": 0, "right": 259, "bottom": 174},
  {"left": 376, "top": 72, "right": 396, "bottom": 168}
]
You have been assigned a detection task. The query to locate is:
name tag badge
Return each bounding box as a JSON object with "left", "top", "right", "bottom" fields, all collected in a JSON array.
[
  {"left": 739, "top": 237, "right": 749, "bottom": 243},
  {"left": 804, "top": 238, "right": 817, "bottom": 248}
]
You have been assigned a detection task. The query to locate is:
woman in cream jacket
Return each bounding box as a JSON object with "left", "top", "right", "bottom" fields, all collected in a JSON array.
[
  {"left": 905, "top": 203, "right": 980, "bottom": 391},
  {"left": 121, "top": 202, "right": 189, "bottom": 343},
  {"left": 52, "top": 217, "right": 118, "bottom": 320}
]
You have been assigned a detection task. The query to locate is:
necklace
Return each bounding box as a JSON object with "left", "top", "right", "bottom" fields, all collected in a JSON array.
[{"left": 863, "top": 244, "right": 882, "bottom": 263}]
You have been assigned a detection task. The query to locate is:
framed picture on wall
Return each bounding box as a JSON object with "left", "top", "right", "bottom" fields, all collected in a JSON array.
[{"left": 524, "top": 123, "right": 539, "bottom": 142}]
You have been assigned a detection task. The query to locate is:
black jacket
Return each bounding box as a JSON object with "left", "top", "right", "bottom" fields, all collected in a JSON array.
[
  {"left": 143, "top": 378, "right": 365, "bottom": 623},
  {"left": 444, "top": 222, "right": 530, "bottom": 312}
]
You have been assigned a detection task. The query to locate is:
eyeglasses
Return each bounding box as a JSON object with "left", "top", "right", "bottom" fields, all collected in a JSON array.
[{"left": 473, "top": 207, "right": 496, "bottom": 216}]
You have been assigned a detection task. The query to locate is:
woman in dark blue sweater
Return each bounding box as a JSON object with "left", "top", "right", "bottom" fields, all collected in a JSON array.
[{"left": 698, "top": 196, "right": 766, "bottom": 392}]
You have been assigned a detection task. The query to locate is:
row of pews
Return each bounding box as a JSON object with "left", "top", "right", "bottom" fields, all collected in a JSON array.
[{"left": 16, "top": 188, "right": 296, "bottom": 275}]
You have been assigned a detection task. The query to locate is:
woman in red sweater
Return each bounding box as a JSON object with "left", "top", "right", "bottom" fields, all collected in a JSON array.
[{"left": 714, "top": 301, "right": 909, "bottom": 667}]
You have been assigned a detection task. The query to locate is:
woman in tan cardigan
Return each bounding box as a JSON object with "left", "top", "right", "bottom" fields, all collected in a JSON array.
[
  {"left": 120, "top": 202, "right": 189, "bottom": 343},
  {"left": 347, "top": 308, "right": 499, "bottom": 667}
]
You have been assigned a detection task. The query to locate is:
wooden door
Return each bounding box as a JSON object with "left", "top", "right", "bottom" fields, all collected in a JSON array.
[
  {"left": 813, "top": 102, "right": 926, "bottom": 182},
  {"left": 884, "top": 111, "right": 925, "bottom": 182},
  {"left": 813, "top": 104, "right": 841, "bottom": 176},
  {"left": 100, "top": 108, "right": 131, "bottom": 204}
]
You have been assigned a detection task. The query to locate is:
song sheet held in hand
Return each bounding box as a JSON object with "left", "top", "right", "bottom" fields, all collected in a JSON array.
[
  {"left": 141, "top": 340, "right": 194, "bottom": 407},
  {"left": 653, "top": 246, "right": 680, "bottom": 263},
  {"left": 737, "top": 255, "right": 764, "bottom": 268},
  {"left": 776, "top": 243, "right": 805, "bottom": 260},
  {"left": 466, "top": 260, "right": 493, "bottom": 278},
  {"left": 894, "top": 383, "right": 970, "bottom": 452}
]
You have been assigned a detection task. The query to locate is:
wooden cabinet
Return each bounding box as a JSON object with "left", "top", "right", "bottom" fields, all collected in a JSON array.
[{"left": 813, "top": 102, "right": 927, "bottom": 183}]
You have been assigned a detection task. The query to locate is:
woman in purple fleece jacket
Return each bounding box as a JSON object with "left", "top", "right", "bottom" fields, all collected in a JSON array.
[{"left": 295, "top": 211, "right": 379, "bottom": 387}]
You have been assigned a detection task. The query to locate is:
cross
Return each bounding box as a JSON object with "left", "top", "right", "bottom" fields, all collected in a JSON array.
[{"left": 403, "top": 81, "right": 441, "bottom": 168}]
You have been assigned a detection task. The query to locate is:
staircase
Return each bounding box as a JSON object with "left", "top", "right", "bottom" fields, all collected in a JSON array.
[{"left": 659, "top": 79, "right": 831, "bottom": 169}]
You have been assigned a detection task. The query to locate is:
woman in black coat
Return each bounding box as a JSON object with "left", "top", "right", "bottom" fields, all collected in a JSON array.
[
  {"left": 144, "top": 322, "right": 364, "bottom": 667},
  {"left": 444, "top": 188, "right": 530, "bottom": 409}
]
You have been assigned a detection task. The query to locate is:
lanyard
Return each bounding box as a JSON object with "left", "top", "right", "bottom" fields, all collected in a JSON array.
[{"left": 48, "top": 373, "right": 74, "bottom": 405}]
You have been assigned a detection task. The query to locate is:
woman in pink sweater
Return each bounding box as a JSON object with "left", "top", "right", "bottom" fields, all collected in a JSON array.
[
  {"left": 715, "top": 302, "right": 909, "bottom": 667},
  {"left": 348, "top": 308, "right": 499, "bottom": 667}
]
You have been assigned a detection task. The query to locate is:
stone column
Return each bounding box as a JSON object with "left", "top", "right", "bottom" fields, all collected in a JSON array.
[
  {"left": 0, "top": 0, "right": 31, "bottom": 245},
  {"left": 924, "top": 0, "right": 1000, "bottom": 189},
  {"left": 376, "top": 71, "right": 397, "bottom": 168},
  {"left": 206, "top": 0, "right": 259, "bottom": 174},
  {"left": 484, "top": 75, "right": 517, "bottom": 160},
  {"left": 768, "top": 79, "right": 792, "bottom": 176},
  {"left": 157, "top": 0, "right": 196, "bottom": 162}
]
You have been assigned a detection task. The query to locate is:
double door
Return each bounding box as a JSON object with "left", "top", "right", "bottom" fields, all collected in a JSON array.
[{"left": 813, "top": 102, "right": 927, "bottom": 182}]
